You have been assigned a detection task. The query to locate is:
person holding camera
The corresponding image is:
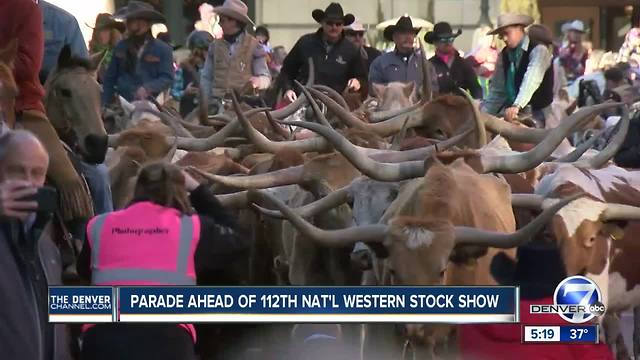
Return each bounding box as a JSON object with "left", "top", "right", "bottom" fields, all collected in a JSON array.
[
  {"left": 0, "top": 130, "right": 72, "bottom": 360},
  {"left": 77, "top": 161, "right": 248, "bottom": 360}
]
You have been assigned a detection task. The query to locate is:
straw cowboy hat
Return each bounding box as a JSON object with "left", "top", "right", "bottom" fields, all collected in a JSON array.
[
  {"left": 383, "top": 15, "right": 421, "bottom": 42},
  {"left": 345, "top": 18, "right": 366, "bottom": 33},
  {"left": 215, "top": 0, "right": 255, "bottom": 26},
  {"left": 87, "top": 13, "right": 125, "bottom": 33},
  {"left": 562, "top": 19, "right": 586, "bottom": 34},
  {"left": 312, "top": 3, "right": 355, "bottom": 26},
  {"left": 424, "top": 22, "right": 462, "bottom": 44},
  {"left": 114, "top": 1, "right": 165, "bottom": 24},
  {"left": 487, "top": 13, "right": 534, "bottom": 35}
]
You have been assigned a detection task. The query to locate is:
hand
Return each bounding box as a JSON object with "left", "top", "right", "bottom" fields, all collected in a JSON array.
[
  {"left": 185, "top": 83, "right": 199, "bottom": 96},
  {"left": 135, "top": 87, "right": 149, "bottom": 100},
  {"left": 182, "top": 170, "right": 200, "bottom": 192},
  {"left": 504, "top": 106, "right": 520, "bottom": 122},
  {"left": 0, "top": 180, "right": 39, "bottom": 220},
  {"left": 249, "top": 76, "right": 262, "bottom": 89},
  {"left": 284, "top": 89, "right": 297, "bottom": 103},
  {"left": 347, "top": 78, "right": 361, "bottom": 92}
]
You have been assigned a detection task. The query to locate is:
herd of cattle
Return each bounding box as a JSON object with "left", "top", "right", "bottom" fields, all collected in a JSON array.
[{"left": 17, "top": 43, "right": 640, "bottom": 359}]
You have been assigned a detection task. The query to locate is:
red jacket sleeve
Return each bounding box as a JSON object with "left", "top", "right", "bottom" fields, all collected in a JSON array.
[{"left": 12, "top": 0, "right": 45, "bottom": 113}]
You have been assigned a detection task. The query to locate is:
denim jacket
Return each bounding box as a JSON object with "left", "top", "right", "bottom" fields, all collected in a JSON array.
[{"left": 101, "top": 37, "right": 175, "bottom": 105}]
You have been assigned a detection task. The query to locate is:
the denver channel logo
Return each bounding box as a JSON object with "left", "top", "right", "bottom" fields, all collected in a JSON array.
[{"left": 529, "top": 275, "right": 606, "bottom": 323}]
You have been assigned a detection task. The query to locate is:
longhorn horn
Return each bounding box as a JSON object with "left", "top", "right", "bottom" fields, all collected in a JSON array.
[
  {"left": 576, "top": 105, "right": 630, "bottom": 169},
  {"left": 269, "top": 58, "right": 314, "bottom": 119},
  {"left": 307, "top": 87, "right": 370, "bottom": 130},
  {"left": 480, "top": 103, "right": 622, "bottom": 173},
  {"left": 419, "top": 41, "right": 432, "bottom": 102},
  {"left": 281, "top": 120, "right": 425, "bottom": 181},
  {"left": 311, "top": 84, "right": 349, "bottom": 111},
  {"left": 460, "top": 88, "right": 487, "bottom": 148},
  {"left": 231, "top": 91, "right": 329, "bottom": 153},
  {"left": 455, "top": 193, "right": 584, "bottom": 248},
  {"left": 248, "top": 189, "right": 389, "bottom": 246},
  {"left": 250, "top": 185, "right": 353, "bottom": 220},
  {"left": 553, "top": 130, "right": 603, "bottom": 163},
  {"left": 295, "top": 81, "right": 332, "bottom": 127},
  {"left": 601, "top": 202, "right": 640, "bottom": 221},
  {"left": 216, "top": 191, "right": 250, "bottom": 208},
  {"left": 190, "top": 165, "right": 305, "bottom": 189}
]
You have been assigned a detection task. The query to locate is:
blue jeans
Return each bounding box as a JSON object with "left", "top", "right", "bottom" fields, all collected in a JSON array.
[{"left": 78, "top": 162, "right": 113, "bottom": 215}]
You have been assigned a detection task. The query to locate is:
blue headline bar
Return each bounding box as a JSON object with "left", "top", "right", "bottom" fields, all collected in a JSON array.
[{"left": 560, "top": 325, "right": 599, "bottom": 343}]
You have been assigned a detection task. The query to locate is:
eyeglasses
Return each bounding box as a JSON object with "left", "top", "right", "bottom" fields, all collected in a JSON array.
[{"left": 325, "top": 21, "right": 344, "bottom": 27}]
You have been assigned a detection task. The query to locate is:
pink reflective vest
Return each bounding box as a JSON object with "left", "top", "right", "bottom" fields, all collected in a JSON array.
[{"left": 84, "top": 201, "right": 201, "bottom": 342}]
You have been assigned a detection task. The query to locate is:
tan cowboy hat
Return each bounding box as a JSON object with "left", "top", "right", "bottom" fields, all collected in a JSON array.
[
  {"left": 214, "top": 0, "right": 255, "bottom": 26},
  {"left": 487, "top": 13, "right": 534, "bottom": 35},
  {"left": 114, "top": 1, "right": 166, "bottom": 24},
  {"left": 87, "top": 13, "right": 126, "bottom": 33}
]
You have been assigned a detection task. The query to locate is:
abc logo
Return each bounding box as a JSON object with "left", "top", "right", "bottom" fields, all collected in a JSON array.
[{"left": 554, "top": 275, "right": 605, "bottom": 324}]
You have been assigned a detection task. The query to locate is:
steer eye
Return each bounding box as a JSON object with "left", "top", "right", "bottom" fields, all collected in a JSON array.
[
  {"left": 439, "top": 268, "right": 446, "bottom": 278},
  {"left": 60, "top": 88, "right": 72, "bottom": 97}
]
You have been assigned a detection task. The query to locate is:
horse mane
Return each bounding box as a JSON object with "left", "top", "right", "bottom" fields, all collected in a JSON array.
[{"left": 57, "top": 56, "right": 93, "bottom": 72}]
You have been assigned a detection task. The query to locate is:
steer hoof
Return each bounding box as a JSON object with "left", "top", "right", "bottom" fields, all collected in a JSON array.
[{"left": 350, "top": 250, "right": 372, "bottom": 271}]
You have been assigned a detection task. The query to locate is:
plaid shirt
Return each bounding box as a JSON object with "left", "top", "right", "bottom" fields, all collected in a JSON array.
[{"left": 170, "top": 66, "right": 202, "bottom": 101}]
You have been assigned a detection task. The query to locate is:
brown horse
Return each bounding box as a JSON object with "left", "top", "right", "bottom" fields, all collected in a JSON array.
[{"left": 0, "top": 39, "right": 18, "bottom": 130}]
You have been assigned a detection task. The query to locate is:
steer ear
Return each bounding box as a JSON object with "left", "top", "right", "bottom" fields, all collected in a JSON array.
[
  {"left": 403, "top": 82, "right": 415, "bottom": 98},
  {"left": 372, "top": 83, "right": 387, "bottom": 99}
]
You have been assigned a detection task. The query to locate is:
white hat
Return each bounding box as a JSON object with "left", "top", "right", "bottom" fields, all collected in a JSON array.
[
  {"left": 562, "top": 20, "right": 586, "bottom": 34},
  {"left": 346, "top": 18, "right": 366, "bottom": 32}
]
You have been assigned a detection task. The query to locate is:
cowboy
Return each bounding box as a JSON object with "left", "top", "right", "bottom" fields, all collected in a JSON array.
[
  {"left": 425, "top": 22, "right": 482, "bottom": 99},
  {"left": 280, "top": 2, "right": 367, "bottom": 102},
  {"left": 88, "top": 13, "right": 126, "bottom": 82},
  {"left": 200, "top": 0, "right": 271, "bottom": 109},
  {"left": 481, "top": 14, "right": 554, "bottom": 127},
  {"left": 557, "top": 20, "right": 589, "bottom": 84},
  {"left": 368, "top": 16, "right": 439, "bottom": 97},
  {"left": 38, "top": 0, "right": 89, "bottom": 83},
  {"left": 1, "top": 0, "right": 95, "bottom": 223},
  {"left": 101, "top": 1, "right": 175, "bottom": 105},
  {"left": 171, "top": 30, "right": 213, "bottom": 117},
  {"left": 345, "top": 18, "right": 381, "bottom": 71}
]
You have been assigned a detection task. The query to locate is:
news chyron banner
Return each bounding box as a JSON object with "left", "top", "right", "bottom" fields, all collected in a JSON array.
[{"left": 49, "top": 286, "right": 519, "bottom": 323}]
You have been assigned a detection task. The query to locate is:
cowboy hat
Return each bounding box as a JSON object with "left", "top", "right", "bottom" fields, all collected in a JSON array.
[
  {"left": 214, "top": 0, "right": 255, "bottom": 26},
  {"left": 312, "top": 3, "right": 355, "bottom": 26},
  {"left": 88, "top": 13, "right": 126, "bottom": 33},
  {"left": 562, "top": 19, "right": 586, "bottom": 34},
  {"left": 491, "top": 241, "right": 567, "bottom": 299},
  {"left": 345, "top": 18, "right": 366, "bottom": 33},
  {"left": 383, "top": 16, "right": 421, "bottom": 42},
  {"left": 528, "top": 24, "right": 554, "bottom": 45},
  {"left": 114, "top": 1, "right": 165, "bottom": 24},
  {"left": 424, "top": 22, "right": 461, "bottom": 44},
  {"left": 487, "top": 13, "right": 534, "bottom": 35}
]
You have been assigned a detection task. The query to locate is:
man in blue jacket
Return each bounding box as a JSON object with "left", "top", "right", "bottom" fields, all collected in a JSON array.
[
  {"left": 39, "top": 0, "right": 89, "bottom": 83},
  {"left": 102, "top": 1, "right": 174, "bottom": 106}
]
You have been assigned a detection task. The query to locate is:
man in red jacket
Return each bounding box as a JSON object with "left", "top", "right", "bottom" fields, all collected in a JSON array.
[
  {"left": 0, "top": 0, "right": 93, "bottom": 221},
  {"left": 458, "top": 243, "right": 614, "bottom": 360}
]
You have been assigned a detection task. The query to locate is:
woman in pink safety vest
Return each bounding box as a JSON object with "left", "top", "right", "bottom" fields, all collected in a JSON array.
[{"left": 76, "top": 161, "right": 248, "bottom": 360}]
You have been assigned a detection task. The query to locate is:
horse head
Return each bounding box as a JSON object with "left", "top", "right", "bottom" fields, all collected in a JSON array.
[{"left": 44, "top": 45, "right": 108, "bottom": 164}]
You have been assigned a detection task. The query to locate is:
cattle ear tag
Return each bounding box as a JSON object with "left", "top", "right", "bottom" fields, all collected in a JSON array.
[{"left": 608, "top": 226, "right": 625, "bottom": 242}]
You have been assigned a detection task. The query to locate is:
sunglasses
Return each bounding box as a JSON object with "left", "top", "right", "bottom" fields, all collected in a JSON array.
[
  {"left": 437, "top": 37, "right": 456, "bottom": 44},
  {"left": 345, "top": 31, "right": 365, "bottom": 37},
  {"left": 325, "top": 21, "right": 344, "bottom": 27}
]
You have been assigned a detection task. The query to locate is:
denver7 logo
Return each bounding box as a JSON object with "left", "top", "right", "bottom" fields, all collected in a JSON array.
[{"left": 554, "top": 276, "right": 604, "bottom": 324}]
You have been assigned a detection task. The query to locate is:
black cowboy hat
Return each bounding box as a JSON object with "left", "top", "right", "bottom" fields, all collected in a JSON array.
[
  {"left": 383, "top": 16, "right": 421, "bottom": 42},
  {"left": 88, "top": 13, "right": 126, "bottom": 33},
  {"left": 114, "top": 1, "right": 166, "bottom": 24},
  {"left": 491, "top": 241, "right": 568, "bottom": 300},
  {"left": 424, "top": 22, "right": 462, "bottom": 44},
  {"left": 312, "top": 3, "right": 355, "bottom": 26}
]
